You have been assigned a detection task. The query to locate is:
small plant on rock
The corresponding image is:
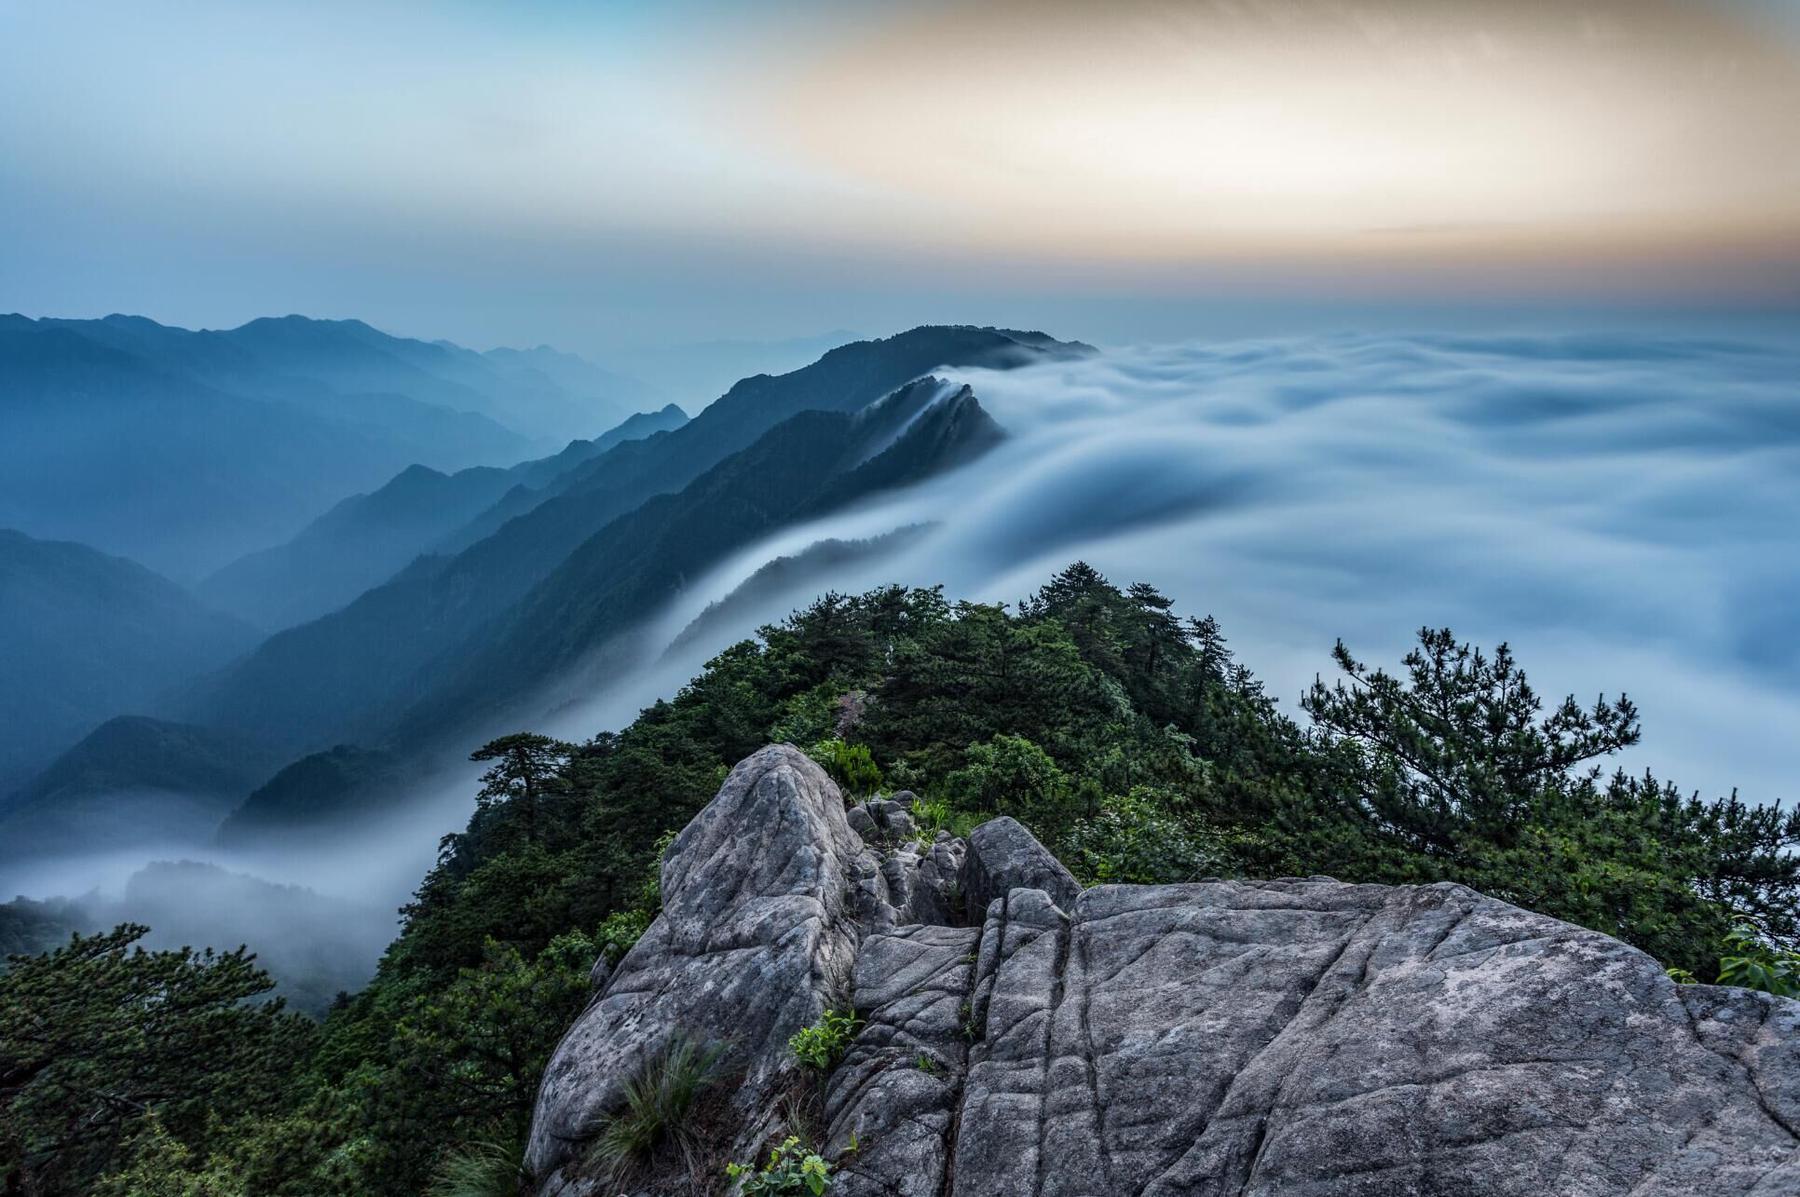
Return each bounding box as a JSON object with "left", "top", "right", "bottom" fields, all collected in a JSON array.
[
  {"left": 788, "top": 1010, "right": 860, "bottom": 1070},
  {"left": 588, "top": 1034, "right": 727, "bottom": 1185},
  {"left": 726, "top": 1136, "right": 832, "bottom": 1195},
  {"left": 910, "top": 796, "right": 954, "bottom": 839},
  {"left": 807, "top": 738, "right": 883, "bottom": 799},
  {"left": 428, "top": 1138, "right": 527, "bottom": 1197}
]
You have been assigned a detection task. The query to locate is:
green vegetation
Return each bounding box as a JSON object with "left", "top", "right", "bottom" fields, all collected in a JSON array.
[
  {"left": 0, "top": 896, "right": 84, "bottom": 958},
  {"left": 1716, "top": 924, "right": 1799, "bottom": 998},
  {"left": 726, "top": 1136, "right": 832, "bottom": 1195},
  {"left": 0, "top": 926, "right": 313, "bottom": 1197},
  {"left": 788, "top": 1011, "right": 861, "bottom": 1071},
  {"left": 426, "top": 1139, "right": 526, "bottom": 1197},
  {"left": 4, "top": 563, "right": 1795, "bottom": 1194},
  {"left": 806, "top": 737, "right": 883, "bottom": 799},
  {"left": 589, "top": 1036, "right": 728, "bottom": 1187}
]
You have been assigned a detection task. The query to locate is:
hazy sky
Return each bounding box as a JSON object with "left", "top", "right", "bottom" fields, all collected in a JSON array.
[{"left": 3, "top": 0, "right": 1798, "bottom": 358}]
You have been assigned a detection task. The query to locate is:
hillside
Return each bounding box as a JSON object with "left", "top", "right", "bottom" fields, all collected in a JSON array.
[
  {"left": 180, "top": 328, "right": 1082, "bottom": 759},
  {"left": 0, "top": 716, "right": 279, "bottom": 863},
  {"left": 0, "top": 531, "right": 259, "bottom": 789},
  {"left": 214, "top": 745, "right": 406, "bottom": 847},
  {"left": 4, "top": 565, "right": 1794, "bottom": 1197},
  {"left": 0, "top": 314, "right": 656, "bottom": 578},
  {"left": 388, "top": 380, "right": 1003, "bottom": 751},
  {"left": 197, "top": 403, "right": 689, "bottom": 630}
]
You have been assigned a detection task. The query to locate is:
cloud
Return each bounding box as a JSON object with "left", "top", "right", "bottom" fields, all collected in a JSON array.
[
  {"left": 14, "top": 326, "right": 1795, "bottom": 978},
  {"left": 622, "top": 330, "right": 1800, "bottom": 806}
]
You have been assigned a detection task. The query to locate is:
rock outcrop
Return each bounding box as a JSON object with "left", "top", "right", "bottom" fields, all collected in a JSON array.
[
  {"left": 526, "top": 745, "right": 882, "bottom": 1193},
  {"left": 526, "top": 745, "right": 1800, "bottom": 1196}
]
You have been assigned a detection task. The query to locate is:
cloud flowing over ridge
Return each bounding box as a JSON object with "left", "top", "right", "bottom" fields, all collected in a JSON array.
[{"left": 583, "top": 331, "right": 1800, "bottom": 806}]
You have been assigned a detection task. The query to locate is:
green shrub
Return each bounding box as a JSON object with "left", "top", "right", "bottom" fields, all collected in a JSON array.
[
  {"left": 427, "top": 1139, "right": 525, "bottom": 1197},
  {"left": 771, "top": 686, "right": 839, "bottom": 747},
  {"left": 807, "top": 738, "right": 883, "bottom": 799},
  {"left": 90, "top": 1115, "right": 246, "bottom": 1197},
  {"left": 945, "top": 734, "right": 1074, "bottom": 839},
  {"left": 588, "top": 1035, "right": 727, "bottom": 1184},
  {"left": 910, "top": 797, "right": 954, "bottom": 839},
  {"left": 726, "top": 1136, "right": 831, "bottom": 1195},
  {"left": 787, "top": 1010, "right": 860, "bottom": 1070},
  {"left": 595, "top": 908, "right": 651, "bottom": 966},
  {"left": 1716, "top": 925, "right": 1799, "bottom": 998},
  {"left": 1060, "top": 787, "right": 1235, "bottom": 885}
]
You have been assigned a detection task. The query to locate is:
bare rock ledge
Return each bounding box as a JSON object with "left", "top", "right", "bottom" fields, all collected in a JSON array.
[{"left": 526, "top": 744, "right": 1800, "bottom": 1196}]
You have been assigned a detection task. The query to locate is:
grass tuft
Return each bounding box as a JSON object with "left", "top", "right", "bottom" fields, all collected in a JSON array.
[
  {"left": 428, "top": 1138, "right": 526, "bottom": 1197},
  {"left": 589, "top": 1034, "right": 728, "bottom": 1186}
]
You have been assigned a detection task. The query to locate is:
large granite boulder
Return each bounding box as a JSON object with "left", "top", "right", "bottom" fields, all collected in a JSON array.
[
  {"left": 527, "top": 746, "right": 1800, "bottom": 1197},
  {"left": 525, "top": 744, "right": 882, "bottom": 1194},
  {"left": 824, "top": 923, "right": 982, "bottom": 1196}
]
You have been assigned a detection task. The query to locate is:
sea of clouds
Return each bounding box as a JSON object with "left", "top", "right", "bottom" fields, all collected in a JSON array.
[
  {"left": 587, "top": 330, "right": 1800, "bottom": 808},
  {"left": 16, "top": 329, "right": 1793, "bottom": 997}
]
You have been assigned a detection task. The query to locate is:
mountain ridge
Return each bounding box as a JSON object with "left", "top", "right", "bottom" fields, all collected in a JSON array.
[
  {"left": 0, "top": 530, "right": 258, "bottom": 789},
  {"left": 196, "top": 402, "right": 690, "bottom": 629},
  {"left": 178, "top": 327, "right": 1084, "bottom": 762}
]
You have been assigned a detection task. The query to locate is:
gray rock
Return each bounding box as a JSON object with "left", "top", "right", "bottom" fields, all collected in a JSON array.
[
  {"left": 825, "top": 924, "right": 982, "bottom": 1196},
  {"left": 865, "top": 797, "right": 919, "bottom": 843},
  {"left": 851, "top": 795, "right": 920, "bottom": 846},
  {"left": 949, "top": 879, "right": 1800, "bottom": 1196},
  {"left": 959, "top": 815, "right": 1081, "bottom": 919},
  {"left": 846, "top": 804, "right": 879, "bottom": 844},
  {"left": 524, "top": 744, "right": 881, "bottom": 1193},
  {"left": 875, "top": 836, "right": 967, "bottom": 928},
  {"left": 527, "top": 747, "right": 1800, "bottom": 1197}
]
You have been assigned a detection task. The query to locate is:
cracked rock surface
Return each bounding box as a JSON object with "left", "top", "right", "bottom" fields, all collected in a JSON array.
[
  {"left": 526, "top": 746, "right": 1800, "bottom": 1196},
  {"left": 525, "top": 744, "right": 880, "bottom": 1193}
]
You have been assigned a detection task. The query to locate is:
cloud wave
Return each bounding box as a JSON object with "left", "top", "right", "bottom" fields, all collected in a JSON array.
[{"left": 604, "top": 330, "right": 1800, "bottom": 806}]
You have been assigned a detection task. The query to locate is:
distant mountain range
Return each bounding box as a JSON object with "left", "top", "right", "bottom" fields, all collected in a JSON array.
[
  {"left": 0, "top": 314, "right": 659, "bottom": 578},
  {"left": 0, "top": 716, "right": 279, "bottom": 863},
  {"left": 197, "top": 403, "right": 689, "bottom": 630},
  {"left": 178, "top": 327, "right": 1081, "bottom": 768},
  {"left": 0, "top": 321, "right": 1090, "bottom": 874},
  {"left": 0, "top": 532, "right": 258, "bottom": 789}
]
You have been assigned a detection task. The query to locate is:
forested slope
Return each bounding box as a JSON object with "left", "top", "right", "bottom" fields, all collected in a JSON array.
[{"left": 3, "top": 565, "right": 1795, "bottom": 1195}]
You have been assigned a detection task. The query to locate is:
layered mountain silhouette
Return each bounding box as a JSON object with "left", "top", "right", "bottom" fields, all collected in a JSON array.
[
  {"left": 0, "top": 314, "right": 656, "bottom": 577},
  {"left": 3, "top": 322, "right": 1086, "bottom": 858},
  {"left": 0, "top": 530, "right": 258, "bottom": 789},
  {"left": 388, "top": 378, "right": 1005, "bottom": 752},
  {"left": 0, "top": 716, "right": 279, "bottom": 862},
  {"left": 197, "top": 403, "right": 689, "bottom": 630},
  {"left": 180, "top": 327, "right": 1084, "bottom": 768}
]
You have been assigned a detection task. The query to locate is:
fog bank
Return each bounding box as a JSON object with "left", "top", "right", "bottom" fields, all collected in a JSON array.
[{"left": 571, "top": 331, "right": 1800, "bottom": 806}]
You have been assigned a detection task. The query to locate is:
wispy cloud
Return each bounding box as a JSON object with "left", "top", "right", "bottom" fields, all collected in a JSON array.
[{"left": 621, "top": 330, "right": 1800, "bottom": 806}]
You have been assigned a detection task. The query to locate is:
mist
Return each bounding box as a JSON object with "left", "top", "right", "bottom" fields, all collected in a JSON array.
[
  {"left": 556, "top": 329, "right": 1800, "bottom": 807},
  {"left": 9, "top": 327, "right": 1794, "bottom": 1007}
]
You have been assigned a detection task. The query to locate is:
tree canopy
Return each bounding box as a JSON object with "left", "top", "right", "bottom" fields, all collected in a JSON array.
[{"left": 5, "top": 564, "right": 1794, "bottom": 1195}]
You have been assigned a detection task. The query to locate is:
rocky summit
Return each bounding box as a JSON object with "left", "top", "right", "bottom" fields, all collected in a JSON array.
[{"left": 526, "top": 745, "right": 1800, "bottom": 1196}]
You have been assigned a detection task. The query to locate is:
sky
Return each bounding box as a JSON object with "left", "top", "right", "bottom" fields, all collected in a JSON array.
[{"left": 2, "top": 0, "right": 1798, "bottom": 361}]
